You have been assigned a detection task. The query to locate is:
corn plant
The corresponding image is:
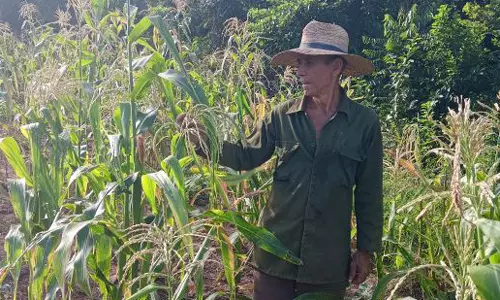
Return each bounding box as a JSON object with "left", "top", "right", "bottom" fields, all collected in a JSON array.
[{"left": 374, "top": 97, "right": 499, "bottom": 300}]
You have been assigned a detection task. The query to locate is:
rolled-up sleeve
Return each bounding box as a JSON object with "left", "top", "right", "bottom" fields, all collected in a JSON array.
[{"left": 354, "top": 116, "right": 383, "bottom": 253}]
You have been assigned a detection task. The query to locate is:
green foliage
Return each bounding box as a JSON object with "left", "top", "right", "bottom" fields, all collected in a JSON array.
[{"left": 355, "top": 3, "right": 500, "bottom": 121}]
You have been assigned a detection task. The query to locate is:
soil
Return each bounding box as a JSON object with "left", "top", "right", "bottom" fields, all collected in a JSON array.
[{"left": 0, "top": 123, "right": 379, "bottom": 300}]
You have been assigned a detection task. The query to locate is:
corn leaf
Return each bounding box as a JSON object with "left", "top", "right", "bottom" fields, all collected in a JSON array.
[
  {"left": 476, "top": 218, "right": 500, "bottom": 253},
  {"left": 132, "top": 70, "right": 156, "bottom": 100},
  {"left": 141, "top": 175, "right": 158, "bottom": 215},
  {"left": 119, "top": 103, "right": 132, "bottom": 152},
  {"left": 68, "top": 226, "right": 93, "bottom": 296},
  {"left": 135, "top": 108, "right": 157, "bottom": 135},
  {"left": 148, "top": 15, "right": 187, "bottom": 76},
  {"left": 219, "top": 169, "right": 256, "bottom": 185},
  {"left": 469, "top": 265, "right": 500, "bottom": 300},
  {"left": 128, "top": 16, "right": 152, "bottom": 43},
  {"left": 7, "top": 179, "right": 29, "bottom": 235},
  {"left": 146, "top": 171, "right": 193, "bottom": 256},
  {"left": 163, "top": 155, "right": 185, "bottom": 197},
  {"left": 205, "top": 210, "right": 302, "bottom": 265},
  {"left": 158, "top": 70, "right": 205, "bottom": 105},
  {"left": 89, "top": 98, "right": 104, "bottom": 163},
  {"left": 216, "top": 226, "right": 236, "bottom": 296},
  {"left": 127, "top": 284, "right": 167, "bottom": 300},
  {"left": 0, "top": 137, "right": 32, "bottom": 185},
  {"left": 4, "top": 225, "right": 25, "bottom": 295},
  {"left": 53, "top": 220, "right": 93, "bottom": 295}
]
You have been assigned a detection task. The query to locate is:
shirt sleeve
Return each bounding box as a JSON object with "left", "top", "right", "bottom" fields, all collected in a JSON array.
[
  {"left": 354, "top": 116, "right": 383, "bottom": 253},
  {"left": 213, "top": 112, "right": 277, "bottom": 171}
]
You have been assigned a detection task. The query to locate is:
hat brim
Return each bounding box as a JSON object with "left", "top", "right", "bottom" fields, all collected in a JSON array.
[{"left": 271, "top": 48, "right": 374, "bottom": 77}]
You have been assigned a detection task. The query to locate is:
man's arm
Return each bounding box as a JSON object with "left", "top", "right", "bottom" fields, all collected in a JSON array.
[
  {"left": 217, "top": 112, "right": 276, "bottom": 171},
  {"left": 349, "top": 116, "right": 383, "bottom": 285},
  {"left": 192, "top": 112, "right": 276, "bottom": 171},
  {"left": 354, "top": 116, "right": 383, "bottom": 253}
]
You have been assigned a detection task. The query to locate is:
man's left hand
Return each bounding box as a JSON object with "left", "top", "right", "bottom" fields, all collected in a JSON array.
[{"left": 349, "top": 250, "right": 372, "bottom": 285}]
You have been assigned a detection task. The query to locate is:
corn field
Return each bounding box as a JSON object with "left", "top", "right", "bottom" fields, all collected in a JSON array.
[{"left": 0, "top": 1, "right": 499, "bottom": 300}]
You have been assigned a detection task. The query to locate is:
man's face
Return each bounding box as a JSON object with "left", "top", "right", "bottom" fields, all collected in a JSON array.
[{"left": 296, "top": 55, "right": 342, "bottom": 97}]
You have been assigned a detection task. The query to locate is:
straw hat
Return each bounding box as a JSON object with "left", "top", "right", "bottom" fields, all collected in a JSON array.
[{"left": 271, "top": 21, "right": 374, "bottom": 76}]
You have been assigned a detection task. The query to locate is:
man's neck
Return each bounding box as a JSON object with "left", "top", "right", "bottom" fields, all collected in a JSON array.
[{"left": 309, "top": 83, "right": 341, "bottom": 116}]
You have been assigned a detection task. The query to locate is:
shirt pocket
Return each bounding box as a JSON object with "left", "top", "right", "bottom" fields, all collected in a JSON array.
[
  {"left": 338, "top": 145, "right": 365, "bottom": 187},
  {"left": 273, "top": 142, "right": 300, "bottom": 182}
]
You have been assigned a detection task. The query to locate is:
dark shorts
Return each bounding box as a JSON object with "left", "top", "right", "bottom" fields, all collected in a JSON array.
[{"left": 252, "top": 270, "right": 346, "bottom": 300}]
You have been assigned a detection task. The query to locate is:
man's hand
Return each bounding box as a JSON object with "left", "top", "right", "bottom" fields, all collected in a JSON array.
[
  {"left": 349, "top": 250, "right": 372, "bottom": 285},
  {"left": 175, "top": 113, "right": 207, "bottom": 149}
]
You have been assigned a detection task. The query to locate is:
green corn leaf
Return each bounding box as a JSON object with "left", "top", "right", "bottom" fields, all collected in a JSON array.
[
  {"left": 158, "top": 70, "right": 204, "bottom": 105},
  {"left": 219, "top": 169, "right": 256, "bottom": 185},
  {"left": 476, "top": 218, "right": 500, "bottom": 253},
  {"left": 168, "top": 133, "right": 186, "bottom": 160},
  {"left": 30, "top": 238, "right": 58, "bottom": 300},
  {"left": 0, "top": 137, "right": 32, "bottom": 185},
  {"left": 146, "top": 171, "right": 188, "bottom": 227},
  {"left": 136, "top": 38, "right": 156, "bottom": 52},
  {"left": 135, "top": 108, "right": 158, "bottom": 135},
  {"left": 89, "top": 98, "right": 104, "bottom": 163},
  {"left": 132, "top": 70, "right": 156, "bottom": 100},
  {"left": 45, "top": 271, "right": 60, "bottom": 300},
  {"left": 149, "top": 15, "right": 208, "bottom": 106},
  {"left": 145, "top": 171, "right": 192, "bottom": 256},
  {"left": 148, "top": 15, "right": 187, "bottom": 76},
  {"left": 469, "top": 265, "right": 500, "bottom": 300},
  {"left": 4, "top": 225, "right": 25, "bottom": 295},
  {"left": 163, "top": 155, "right": 185, "bottom": 197},
  {"left": 382, "top": 238, "right": 416, "bottom": 265},
  {"left": 22, "top": 122, "right": 58, "bottom": 219},
  {"left": 68, "top": 165, "right": 99, "bottom": 188},
  {"left": 95, "top": 234, "right": 112, "bottom": 278},
  {"left": 119, "top": 103, "right": 132, "bottom": 152},
  {"left": 68, "top": 226, "right": 93, "bottom": 296},
  {"left": 216, "top": 226, "right": 236, "bottom": 296},
  {"left": 7, "top": 179, "right": 29, "bottom": 235},
  {"left": 205, "top": 210, "right": 302, "bottom": 265},
  {"left": 132, "top": 176, "right": 143, "bottom": 224},
  {"left": 29, "top": 245, "right": 46, "bottom": 300},
  {"left": 53, "top": 220, "right": 93, "bottom": 295},
  {"left": 128, "top": 16, "right": 152, "bottom": 43},
  {"left": 141, "top": 175, "right": 158, "bottom": 215},
  {"left": 132, "top": 54, "right": 154, "bottom": 70},
  {"left": 88, "top": 253, "right": 116, "bottom": 298},
  {"left": 127, "top": 284, "right": 168, "bottom": 300}
]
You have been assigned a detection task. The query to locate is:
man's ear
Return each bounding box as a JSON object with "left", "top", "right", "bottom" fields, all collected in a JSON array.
[
  {"left": 333, "top": 57, "right": 347, "bottom": 76},
  {"left": 332, "top": 57, "right": 344, "bottom": 75}
]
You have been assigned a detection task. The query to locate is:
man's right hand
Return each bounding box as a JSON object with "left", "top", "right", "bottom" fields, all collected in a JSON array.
[{"left": 175, "top": 113, "right": 208, "bottom": 150}]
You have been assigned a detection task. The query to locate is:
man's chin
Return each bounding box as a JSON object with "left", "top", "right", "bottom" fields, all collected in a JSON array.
[{"left": 303, "top": 89, "right": 314, "bottom": 97}]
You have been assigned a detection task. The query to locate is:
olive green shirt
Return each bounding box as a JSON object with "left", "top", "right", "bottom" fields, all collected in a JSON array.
[{"left": 218, "top": 89, "right": 383, "bottom": 286}]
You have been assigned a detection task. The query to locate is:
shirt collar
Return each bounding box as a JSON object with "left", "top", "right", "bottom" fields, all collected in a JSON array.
[{"left": 286, "top": 87, "right": 352, "bottom": 122}]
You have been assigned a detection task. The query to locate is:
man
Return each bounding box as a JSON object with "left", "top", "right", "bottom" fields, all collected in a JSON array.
[{"left": 179, "top": 21, "right": 383, "bottom": 299}]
